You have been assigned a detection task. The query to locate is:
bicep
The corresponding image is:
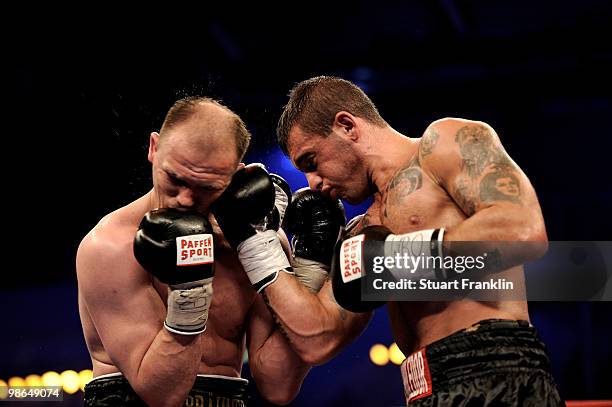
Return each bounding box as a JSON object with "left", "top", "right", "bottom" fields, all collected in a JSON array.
[
  {"left": 423, "top": 119, "right": 540, "bottom": 216},
  {"left": 77, "top": 236, "right": 166, "bottom": 380}
]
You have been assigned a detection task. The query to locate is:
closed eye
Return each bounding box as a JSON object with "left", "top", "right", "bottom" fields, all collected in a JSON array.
[
  {"left": 298, "top": 153, "right": 316, "bottom": 173},
  {"left": 167, "top": 172, "right": 189, "bottom": 188},
  {"left": 200, "top": 184, "right": 223, "bottom": 192}
]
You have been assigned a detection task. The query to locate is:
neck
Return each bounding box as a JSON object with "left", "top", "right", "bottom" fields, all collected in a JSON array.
[
  {"left": 365, "top": 126, "right": 418, "bottom": 194},
  {"left": 145, "top": 188, "right": 160, "bottom": 211}
]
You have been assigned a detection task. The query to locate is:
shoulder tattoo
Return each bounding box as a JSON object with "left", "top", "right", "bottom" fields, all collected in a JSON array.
[
  {"left": 455, "top": 125, "right": 514, "bottom": 179},
  {"left": 420, "top": 127, "right": 440, "bottom": 158}
]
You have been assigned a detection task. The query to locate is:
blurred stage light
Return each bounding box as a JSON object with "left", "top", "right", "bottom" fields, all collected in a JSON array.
[
  {"left": 388, "top": 343, "right": 406, "bottom": 365},
  {"left": 0, "top": 380, "right": 8, "bottom": 399},
  {"left": 1, "top": 369, "right": 95, "bottom": 395},
  {"left": 8, "top": 377, "right": 25, "bottom": 387},
  {"left": 79, "top": 369, "right": 93, "bottom": 392},
  {"left": 25, "top": 374, "right": 42, "bottom": 387},
  {"left": 41, "top": 371, "right": 61, "bottom": 387},
  {"left": 61, "top": 370, "right": 81, "bottom": 394},
  {"left": 369, "top": 343, "right": 390, "bottom": 366}
]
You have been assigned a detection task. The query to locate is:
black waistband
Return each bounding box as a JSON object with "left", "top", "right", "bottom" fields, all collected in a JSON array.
[
  {"left": 84, "top": 374, "right": 249, "bottom": 407},
  {"left": 420, "top": 319, "right": 553, "bottom": 385}
]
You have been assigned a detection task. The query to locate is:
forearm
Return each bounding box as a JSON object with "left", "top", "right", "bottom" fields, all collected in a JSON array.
[
  {"left": 133, "top": 329, "right": 202, "bottom": 407},
  {"left": 263, "top": 272, "right": 360, "bottom": 364},
  {"left": 444, "top": 205, "right": 548, "bottom": 269},
  {"left": 447, "top": 203, "right": 544, "bottom": 240},
  {"left": 263, "top": 273, "right": 333, "bottom": 348},
  {"left": 251, "top": 329, "right": 311, "bottom": 405}
]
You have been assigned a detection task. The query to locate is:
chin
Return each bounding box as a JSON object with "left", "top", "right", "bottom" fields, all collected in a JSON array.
[
  {"left": 342, "top": 194, "right": 367, "bottom": 205},
  {"left": 343, "top": 185, "right": 374, "bottom": 205}
]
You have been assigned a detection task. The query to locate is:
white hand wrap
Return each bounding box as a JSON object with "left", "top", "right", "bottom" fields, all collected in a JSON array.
[
  {"left": 165, "top": 277, "right": 214, "bottom": 335},
  {"left": 292, "top": 256, "right": 329, "bottom": 293},
  {"left": 384, "top": 228, "right": 445, "bottom": 280},
  {"left": 237, "top": 230, "right": 291, "bottom": 292},
  {"left": 273, "top": 182, "right": 290, "bottom": 225}
]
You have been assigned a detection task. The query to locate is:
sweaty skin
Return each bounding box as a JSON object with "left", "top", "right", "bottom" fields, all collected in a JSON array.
[
  {"left": 77, "top": 102, "right": 308, "bottom": 407},
  {"left": 269, "top": 116, "right": 546, "bottom": 363}
]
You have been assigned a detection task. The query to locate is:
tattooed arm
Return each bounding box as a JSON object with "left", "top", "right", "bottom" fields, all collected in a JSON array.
[
  {"left": 420, "top": 118, "right": 548, "bottom": 263},
  {"left": 261, "top": 275, "right": 372, "bottom": 365},
  {"left": 256, "top": 226, "right": 372, "bottom": 365}
]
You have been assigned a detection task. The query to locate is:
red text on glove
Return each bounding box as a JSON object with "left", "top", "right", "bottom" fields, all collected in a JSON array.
[
  {"left": 176, "top": 234, "right": 214, "bottom": 266},
  {"left": 340, "top": 235, "right": 365, "bottom": 283}
]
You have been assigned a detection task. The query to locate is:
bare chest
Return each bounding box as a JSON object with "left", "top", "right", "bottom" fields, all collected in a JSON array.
[{"left": 377, "top": 164, "right": 465, "bottom": 233}]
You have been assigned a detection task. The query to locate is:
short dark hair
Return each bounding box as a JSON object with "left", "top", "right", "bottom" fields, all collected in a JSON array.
[
  {"left": 160, "top": 96, "right": 251, "bottom": 160},
  {"left": 277, "top": 76, "right": 387, "bottom": 155}
]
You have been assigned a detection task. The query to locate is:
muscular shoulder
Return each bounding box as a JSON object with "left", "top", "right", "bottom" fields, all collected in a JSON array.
[
  {"left": 76, "top": 209, "right": 144, "bottom": 292},
  {"left": 425, "top": 117, "right": 497, "bottom": 136},
  {"left": 420, "top": 117, "right": 499, "bottom": 154},
  {"left": 417, "top": 117, "right": 503, "bottom": 181},
  {"left": 79, "top": 209, "right": 134, "bottom": 256}
]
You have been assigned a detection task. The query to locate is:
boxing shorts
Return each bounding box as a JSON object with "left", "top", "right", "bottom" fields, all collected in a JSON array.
[
  {"left": 401, "top": 319, "right": 563, "bottom": 406},
  {"left": 84, "top": 372, "right": 249, "bottom": 406}
]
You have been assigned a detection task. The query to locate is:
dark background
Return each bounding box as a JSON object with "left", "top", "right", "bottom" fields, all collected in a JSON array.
[{"left": 4, "top": 1, "right": 612, "bottom": 405}]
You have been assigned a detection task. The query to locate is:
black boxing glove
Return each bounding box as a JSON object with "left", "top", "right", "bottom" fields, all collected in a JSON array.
[
  {"left": 331, "top": 223, "right": 445, "bottom": 312},
  {"left": 134, "top": 208, "right": 215, "bottom": 335},
  {"left": 283, "top": 188, "right": 346, "bottom": 292},
  {"left": 212, "top": 164, "right": 291, "bottom": 292},
  {"left": 211, "top": 164, "right": 276, "bottom": 246},
  {"left": 263, "top": 173, "right": 292, "bottom": 231}
]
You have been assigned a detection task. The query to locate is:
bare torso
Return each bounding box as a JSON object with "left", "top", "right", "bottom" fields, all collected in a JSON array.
[
  {"left": 78, "top": 194, "right": 256, "bottom": 378},
  {"left": 365, "top": 140, "right": 528, "bottom": 355}
]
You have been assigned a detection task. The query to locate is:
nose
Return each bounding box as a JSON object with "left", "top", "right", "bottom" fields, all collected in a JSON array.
[
  {"left": 176, "top": 187, "right": 195, "bottom": 208},
  {"left": 305, "top": 172, "right": 323, "bottom": 191}
]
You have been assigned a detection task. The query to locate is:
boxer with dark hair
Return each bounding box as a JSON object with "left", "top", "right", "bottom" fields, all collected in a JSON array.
[
  {"left": 77, "top": 97, "right": 309, "bottom": 407},
  {"left": 243, "top": 76, "right": 562, "bottom": 405}
]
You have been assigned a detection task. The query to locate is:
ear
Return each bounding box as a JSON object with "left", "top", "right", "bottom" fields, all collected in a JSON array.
[
  {"left": 334, "top": 111, "right": 358, "bottom": 141},
  {"left": 148, "top": 132, "right": 160, "bottom": 164}
]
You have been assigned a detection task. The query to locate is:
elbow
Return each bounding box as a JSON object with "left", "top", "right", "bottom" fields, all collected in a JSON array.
[
  {"left": 137, "top": 394, "right": 183, "bottom": 407},
  {"left": 299, "top": 349, "right": 326, "bottom": 366},
  {"left": 262, "top": 391, "right": 299, "bottom": 406},
  {"left": 133, "top": 381, "right": 187, "bottom": 407},
  {"left": 279, "top": 330, "right": 336, "bottom": 365},
  {"left": 260, "top": 385, "right": 301, "bottom": 406},
  {"left": 283, "top": 327, "right": 334, "bottom": 365},
  {"left": 297, "top": 339, "right": 338, "bottom": 366},
  {"left": 513, "top": 221, "right": 549, "bottom": 262},
  {"left": 530, "top": 237, "right": 549, "bottom": 261}
]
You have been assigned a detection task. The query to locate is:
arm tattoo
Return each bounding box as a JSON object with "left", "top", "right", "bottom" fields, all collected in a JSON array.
[
  {"left": 420, "top": 127, "right": 440, "bottom": 157},
  {"left": 329, "top": 290, "right": 347, "bottom": 321},
  {"left": 260, "top": 291, "right": 294, "bottom": 344},
  {"left": 455, "top": 125, "right": 514, "bottom": 179},
  {"left": 361, "top": 213, "right": 371, "bottom": 229},
  {"left": 453, "top": 177, "right": 478, "bottom": 216},
  {"left": 453, "top": 124, "right": 522, "bottom": 207},
  {"left": 345, "top": 214, "right": 370, "bottom": 237},
  {"left": 479, "top": 170, "right": 521, "bottom": 204}
]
